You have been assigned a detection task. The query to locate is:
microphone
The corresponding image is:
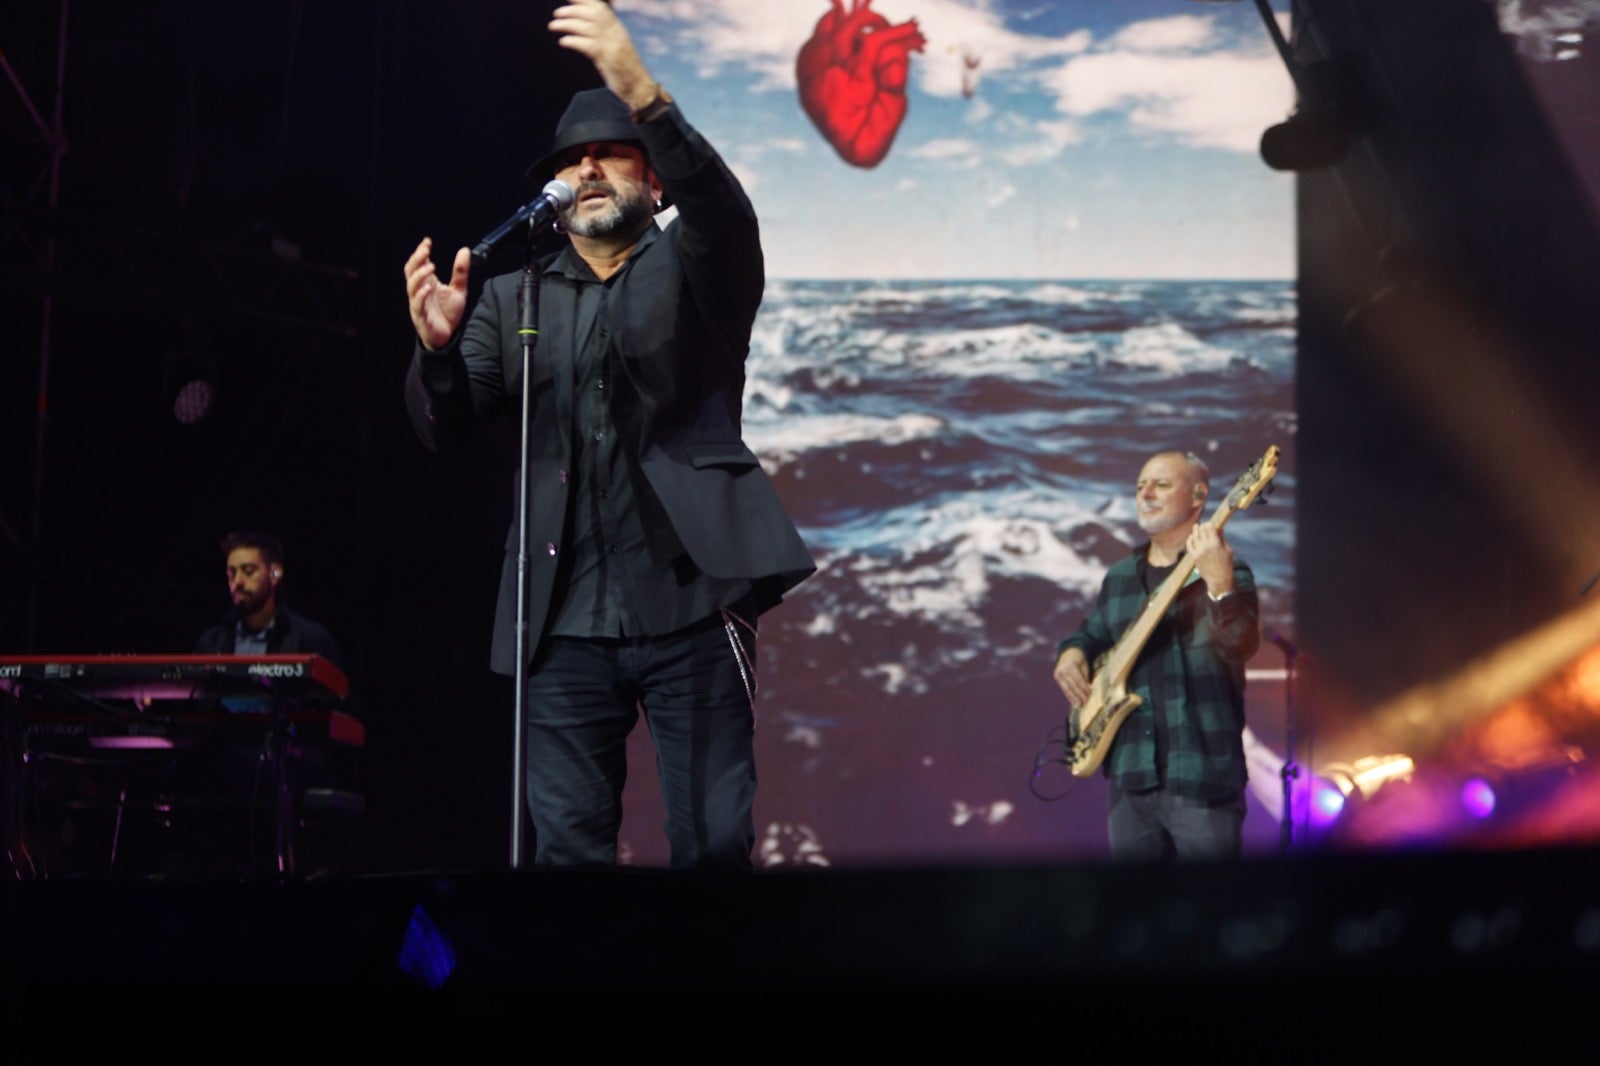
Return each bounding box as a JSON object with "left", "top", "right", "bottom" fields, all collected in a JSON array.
[
  {"left": 1266, "top": 630, "right": 1299, "bottom": 658},
  {"left": 471, "top": 180, "right": 576, "bottom": 261}
]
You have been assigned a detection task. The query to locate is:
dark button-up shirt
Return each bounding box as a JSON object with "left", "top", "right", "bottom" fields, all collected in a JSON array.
[{"left": 544, "top": 238, "right": 748, "bottom": 639}]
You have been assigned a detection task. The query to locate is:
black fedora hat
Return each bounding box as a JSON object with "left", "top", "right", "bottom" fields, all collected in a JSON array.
[{"left": 525, "top": 87, "right": 670, "bottom": 208}]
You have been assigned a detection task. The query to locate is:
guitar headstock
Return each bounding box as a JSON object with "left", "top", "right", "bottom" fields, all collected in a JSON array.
[{"left": 1223, "top": 445, "right": 1280, "bottom": 514}]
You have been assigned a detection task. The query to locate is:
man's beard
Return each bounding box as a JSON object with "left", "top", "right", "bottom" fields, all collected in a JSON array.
[
  {"left": 232, "top": 588, "right": 269, "bottom": 616},
  {"left": 1137, "top": 509, "right": 1185, "bottom": 537},
  {"left": 564, "top": 180, "right": 654, "bottom": 238}
]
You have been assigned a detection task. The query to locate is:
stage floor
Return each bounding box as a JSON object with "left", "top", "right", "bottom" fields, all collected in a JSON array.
[{"left": 6, "top": 846, "right": 1598, "bottom": 1051}]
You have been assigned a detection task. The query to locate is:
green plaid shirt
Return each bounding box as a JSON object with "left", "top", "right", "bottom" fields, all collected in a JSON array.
[{"left": 1056, "top": 544, "right": 1259, "bottom": 800}]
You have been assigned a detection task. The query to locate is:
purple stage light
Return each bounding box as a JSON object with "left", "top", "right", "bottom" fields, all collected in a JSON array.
[
  {"left": 173, "top": 378, "right": 214, "bottom": 424},
  {"left": 1460, "top": 777, "right": 1497, "bottom": 819},
  {"left": 1310, "top": 781, "right": 1346, "bottom": 826}
]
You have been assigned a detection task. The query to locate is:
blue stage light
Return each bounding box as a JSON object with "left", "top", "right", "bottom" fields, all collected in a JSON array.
[
  {"left": 1311, "top": 781, "right": 1347, "bottom": 824},
  {"left": 396, "top": 902, "right": 457, "bottom": 989}
]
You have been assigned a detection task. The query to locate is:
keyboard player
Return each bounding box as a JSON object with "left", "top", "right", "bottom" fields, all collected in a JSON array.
[{"left": 181, "top": 529, "right": 351, "bottom": 879}]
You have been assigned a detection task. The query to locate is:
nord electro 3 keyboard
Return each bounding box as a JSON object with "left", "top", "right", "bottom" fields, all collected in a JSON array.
[
  {"left": 2, "top": 653, "right": 364, "bottom": 881},
  {"left": 0, "top": 653, "right": 362, "bottom": 746}
]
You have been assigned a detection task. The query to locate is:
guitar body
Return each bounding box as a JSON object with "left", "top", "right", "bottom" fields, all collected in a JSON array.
[{"left": 1068, "top": 682, "right": 1143, "bottom": 778}]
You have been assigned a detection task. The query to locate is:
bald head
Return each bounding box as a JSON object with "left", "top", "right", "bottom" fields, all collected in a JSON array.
[{"left": 1136, "top": 451, "right": 1210, "bottom": 537}]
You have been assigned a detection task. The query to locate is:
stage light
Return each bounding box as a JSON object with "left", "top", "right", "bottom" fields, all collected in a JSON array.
[
  {"left": 1321, "top": 753, "right": 1417, "bottom": 802},
  {"left": 1460, "top": 777, "right": 1498, "bottom": 819},
  {"left": 396, "top": 902, "right": 456, "bottom": 989},
  {"left": 172, "top": 376, "right": 214, "bottom": 425},
  {"left": 1310, "top": 779, "right": 1348, "bottom": 825},
  {"left": 1306, "top": 753, "right": 1417, "bottom": 840},
  {"left": 1242, "top": 727, "right": 1407, "bottom": 843},
  {"left": 1260, "top": 106, "right": 1353, "bottom": 171},
  {"left": 160, "top": 316, "right": 221, "bottom": 426},
  {"left": 1258, "top": 54, "right": 1370, "bottom": 171},
  {"left": 162, "top": 350, "right": 218, "bottom": 425}
]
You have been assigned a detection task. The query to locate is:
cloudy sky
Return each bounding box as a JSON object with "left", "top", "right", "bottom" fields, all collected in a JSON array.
[{"left": 612, "top": 0, "right": 1297, "bottom": 280}]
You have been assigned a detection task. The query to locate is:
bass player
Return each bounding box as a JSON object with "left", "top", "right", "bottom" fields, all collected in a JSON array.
[{"left": 1051, "top": 449, "right": 1261, "bottom": 861}]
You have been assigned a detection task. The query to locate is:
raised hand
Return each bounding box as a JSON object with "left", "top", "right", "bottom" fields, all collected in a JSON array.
[
  {"left": 548, "top": 0, "right": 656, "bottom": 111},
  {"left": 404, "top": 237, "right": 472, "bottom": 352}
]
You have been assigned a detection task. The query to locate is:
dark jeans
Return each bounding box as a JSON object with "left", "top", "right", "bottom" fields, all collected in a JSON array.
[
  {"left": 523, "top": 611, "right": 757, "bottom": 868},
  {"left": 1107, "top": 784, "right": 1245, "bottom": 862}
]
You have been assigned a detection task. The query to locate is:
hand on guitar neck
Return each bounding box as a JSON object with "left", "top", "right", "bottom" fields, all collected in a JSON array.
[{"left": 1181, "top": 521, "right": 1236, "bottom": 598}]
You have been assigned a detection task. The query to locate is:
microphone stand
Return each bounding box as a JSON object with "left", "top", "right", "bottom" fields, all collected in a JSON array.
[
  {"left": 1275, "top": 638, "right": 1300, "bottom": 854},
  {"left": 508, "top": 244, "right": 541, "bottom": 870}
]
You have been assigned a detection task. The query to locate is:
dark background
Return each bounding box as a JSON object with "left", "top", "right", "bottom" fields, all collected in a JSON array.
[
  {"left": 1292, "top": 0, "right": 1600, "bottom": 780},
  {"left": 5, "top": 0, "right": 1600, "bottom": 875}
]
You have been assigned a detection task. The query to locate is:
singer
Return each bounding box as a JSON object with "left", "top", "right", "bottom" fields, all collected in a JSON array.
[{"left": 401, "top": 0, "right": 814, "bottom": 869}]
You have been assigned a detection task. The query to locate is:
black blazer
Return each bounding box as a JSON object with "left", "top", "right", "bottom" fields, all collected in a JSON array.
[{"left": 193, "top": 605, "right": 345, "bottom": 673}]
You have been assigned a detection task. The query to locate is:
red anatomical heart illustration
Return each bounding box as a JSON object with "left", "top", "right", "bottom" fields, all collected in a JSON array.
[{"left": 796, "top": 0, "right": 928, "bottom": 168}]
